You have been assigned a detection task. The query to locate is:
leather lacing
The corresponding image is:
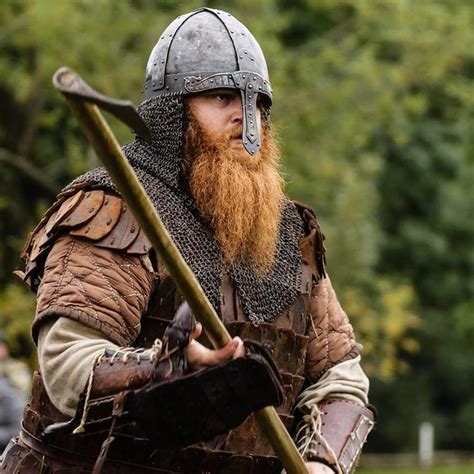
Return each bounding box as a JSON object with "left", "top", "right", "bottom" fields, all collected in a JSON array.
[
  {"left": 295, "top": 404, "right": 343, "bottom": 474},
  {"left": 73, "top": 338, "right": 163, "bottom": 434},
  {"left": 107, "top": 338, "right": 163, "bottom": 364}
]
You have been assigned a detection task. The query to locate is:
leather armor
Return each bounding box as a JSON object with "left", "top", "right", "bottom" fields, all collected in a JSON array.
[{"left": 3, "top": 187, "right": 368, "bottom": 473}]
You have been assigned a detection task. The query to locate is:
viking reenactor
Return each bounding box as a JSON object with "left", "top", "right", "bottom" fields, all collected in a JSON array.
[{"left": 1, "top": 8, "right": 374, "bottom": 474}]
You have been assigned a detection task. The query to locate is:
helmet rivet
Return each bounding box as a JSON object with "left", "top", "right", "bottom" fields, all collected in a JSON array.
[
  {"left": 248, "top": 84, "right": 253, "bottom": 89},
  {"left": 258, "top": 86, "right": 262, "bottom": 90},
  {"left": 161, "top": 60, "right": 165, "bottom": 64},
  {"left": 152, "top": 82, "right": 155, "bottom": 87},
  {"left": 153, "top": 62, "right": 157, "bottom": 66},
  {"left": 210, "top": 79, "right": 214, "bottom": 83},
  {"left": 239, "top": 55, "right": 243, "bottom": 59},
  {"left": 250, "top": 132, "right": 255, "bottom": 136},
  {"left": 253, "top": 76, "right": 256, "bottom": 80},
  {"left": 243, "top": 75, "right": 246, "bottom": 79},
  {"left": 245, "top": 51, "right": 248, "bottom": 54}
]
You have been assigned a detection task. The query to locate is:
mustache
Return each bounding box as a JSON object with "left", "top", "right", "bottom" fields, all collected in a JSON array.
[{"left": 225, "top": 127, "right": 243, "bottom": 140}]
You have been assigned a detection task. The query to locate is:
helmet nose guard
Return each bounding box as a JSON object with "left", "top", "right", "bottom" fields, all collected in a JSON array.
[{"left": 142, "top": 8, "right": 273, "bottom": 156}]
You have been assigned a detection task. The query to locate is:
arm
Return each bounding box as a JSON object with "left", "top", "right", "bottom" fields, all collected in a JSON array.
[
  {"left": 298, "top": 276, "right": 375, "bottom": 474},
  {"left": 38, "top": 316, "right": 245, "bottom": 417},
  {"left": 28, "top": 189, "right": 244, "bottom": 418}
]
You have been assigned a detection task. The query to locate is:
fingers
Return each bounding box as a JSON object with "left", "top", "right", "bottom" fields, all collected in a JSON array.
[
  {"left": 192, "top": 322, "right": 202, "bottom": 340},
  {"left": 207, "top": 337, "right": 242, "bottom": 365},
  {"left": 186, "top": 336, "right": 245, "bottom": 371},
  {"left": 232, "top": 337, "right": 245, "bottom": 359},
  {"left": 305, "top": 462, "right": 334, "bottom": 473}
]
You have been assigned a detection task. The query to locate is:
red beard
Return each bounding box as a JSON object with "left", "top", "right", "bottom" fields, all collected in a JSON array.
[{"left": 184, "top": 115, "right": 285, "bottom": 275}]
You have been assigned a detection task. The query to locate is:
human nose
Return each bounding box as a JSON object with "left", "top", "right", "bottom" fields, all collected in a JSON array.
[{"left": 230, "top": 96, "right": 243, "bottom": 125}]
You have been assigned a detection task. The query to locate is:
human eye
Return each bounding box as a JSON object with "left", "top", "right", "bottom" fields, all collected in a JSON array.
[
  {"left": 206, "top": 90, "right": 236, "bottom": 104},
  {"left": 214, "top": 92, "right": 232, "bottom": 103}
]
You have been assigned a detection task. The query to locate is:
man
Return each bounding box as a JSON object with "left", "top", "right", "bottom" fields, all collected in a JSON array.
[{"left": 1, "top": 7, "right": 374, "bottom": 474}]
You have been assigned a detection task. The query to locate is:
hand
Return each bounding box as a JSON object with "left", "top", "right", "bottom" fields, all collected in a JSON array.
[
  {"left": 186, "top": 322, "right": 245, "bottom": 371},
  {"left": 306, "top": 462, "right": 334, "bottom": 474}
]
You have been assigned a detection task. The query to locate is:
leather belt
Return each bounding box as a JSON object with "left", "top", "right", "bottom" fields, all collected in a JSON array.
[{"left": 19, "top": 428, "right": 178, "bottom": 473}]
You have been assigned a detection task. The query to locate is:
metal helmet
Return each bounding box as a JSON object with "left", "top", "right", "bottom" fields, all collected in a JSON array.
[{"left": 142, "top": 8, "right": 273, "bottom": 156}]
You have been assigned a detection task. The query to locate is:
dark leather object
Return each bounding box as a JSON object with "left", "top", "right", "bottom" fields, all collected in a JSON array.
[
  {"left": 300, "top": 399, "right": 376, "bottom": 474},
  {"left": 127, "top": 341, "right": 284, "bottom": 448}
]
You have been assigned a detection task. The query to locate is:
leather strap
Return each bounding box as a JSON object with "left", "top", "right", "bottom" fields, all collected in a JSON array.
[{"left": 19, "top": 428, "right": 177, "bottom": 473}]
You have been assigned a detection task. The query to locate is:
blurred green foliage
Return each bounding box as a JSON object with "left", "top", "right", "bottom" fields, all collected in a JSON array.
[{"left": 0, "top": 0, "right": 472, "bottom": 453}]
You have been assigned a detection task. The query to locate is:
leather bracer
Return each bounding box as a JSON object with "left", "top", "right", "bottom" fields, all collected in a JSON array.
[{"left": 296, "top": 399, "right": 375, "bottom": 474}]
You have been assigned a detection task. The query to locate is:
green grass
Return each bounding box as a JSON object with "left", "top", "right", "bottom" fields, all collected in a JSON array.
[{"left": 359, "top": 467, "right": 473, "bottom": 474}]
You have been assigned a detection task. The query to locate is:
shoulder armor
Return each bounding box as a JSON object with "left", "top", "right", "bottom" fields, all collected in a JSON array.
[
  {"left": 19, "top": 187, "right": 151, "bottom": 292},
  {"left": 292, "top": 200, "right": 326, "bottom": 282}
]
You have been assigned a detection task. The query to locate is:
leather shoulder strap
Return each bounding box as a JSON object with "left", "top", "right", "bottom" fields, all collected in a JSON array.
[
  {"left": 18, "top": 186, "right": 151, "bottom": 291},
  {"left": 292, "top": 200, "right": 326, "bottom": 282}
]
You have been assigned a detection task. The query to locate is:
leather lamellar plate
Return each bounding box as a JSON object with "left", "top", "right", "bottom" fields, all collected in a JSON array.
[{"left": 18, "top": 186, "right": 152, "bottom": 294}]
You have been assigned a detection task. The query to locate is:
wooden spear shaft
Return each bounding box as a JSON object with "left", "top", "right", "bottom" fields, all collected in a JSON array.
[{"left": 61, "top": 92, "right": 308, "bottom": 474}]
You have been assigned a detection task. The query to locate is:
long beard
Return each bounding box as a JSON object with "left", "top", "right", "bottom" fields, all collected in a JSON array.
[{"left": 185, "top": 117, "right": 285, "bottom": 275}]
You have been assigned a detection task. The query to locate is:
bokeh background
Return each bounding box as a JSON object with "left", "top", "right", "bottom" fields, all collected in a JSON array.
[{"left": 1, "top": 0, "right": 473, "bottom": 468}]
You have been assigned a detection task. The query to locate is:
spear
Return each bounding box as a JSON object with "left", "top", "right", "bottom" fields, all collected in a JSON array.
[{"left": 52, "top": 66, "right": 308, "bottom": 474}]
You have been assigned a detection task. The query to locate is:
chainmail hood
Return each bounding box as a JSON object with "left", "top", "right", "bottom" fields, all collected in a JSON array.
[{"left": 66, "top": 95, "right": 304, "bottom": 325}]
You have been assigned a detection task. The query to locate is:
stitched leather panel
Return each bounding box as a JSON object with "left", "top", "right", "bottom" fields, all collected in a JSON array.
[
  {"left": 305, "top": 277, "right": 362, "bottom": 382},
  {"left": 32, "top": 234, "right": 156, "bottom": 346}
]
